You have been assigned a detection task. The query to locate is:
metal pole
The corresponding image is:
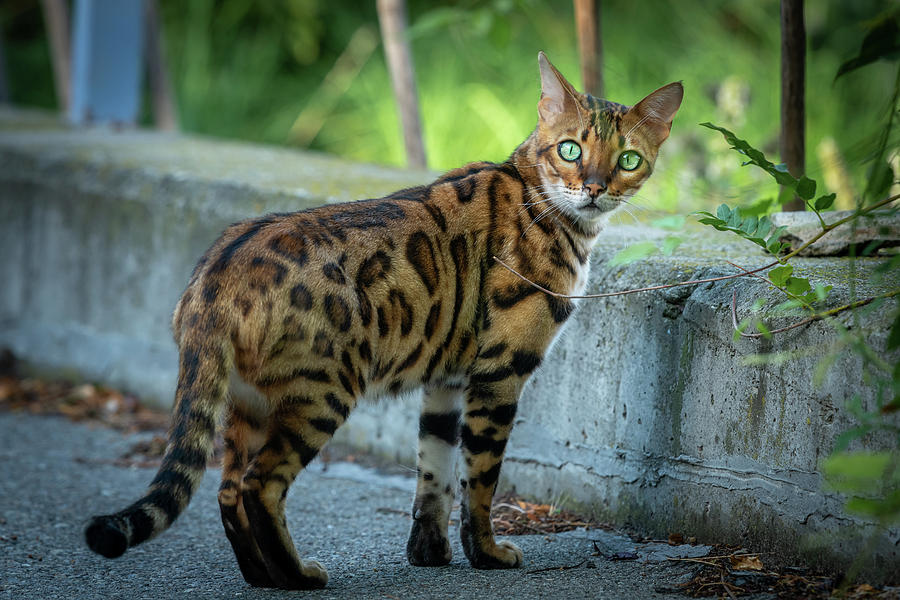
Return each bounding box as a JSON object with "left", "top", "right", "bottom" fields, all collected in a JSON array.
[{"left": 69, "top": 0, "right": 144, "bottom": 125}]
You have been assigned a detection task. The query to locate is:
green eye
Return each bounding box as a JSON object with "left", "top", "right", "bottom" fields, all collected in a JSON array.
[
  {"left": 557, "top": 141, "right": 581, "bottom": 162},
  {"left": 618, "top": 150, "right": 642, "bottom": 171}
]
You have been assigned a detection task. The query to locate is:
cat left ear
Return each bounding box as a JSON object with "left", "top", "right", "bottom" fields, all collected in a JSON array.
[
  {"left": 629, "top": 82, "right": 684, "bottom": 142},
  {"left": 537, "top": 51, "right": 580, "bottom": 122}
]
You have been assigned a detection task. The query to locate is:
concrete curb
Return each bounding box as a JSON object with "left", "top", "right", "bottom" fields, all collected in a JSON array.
[{"left": 1, "top": 110, "right": 897, "bottom": 581}]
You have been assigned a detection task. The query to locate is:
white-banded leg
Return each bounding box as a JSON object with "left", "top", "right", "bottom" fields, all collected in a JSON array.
[{"left": 406, "top": 385, "right": 462, "bottom": 566}]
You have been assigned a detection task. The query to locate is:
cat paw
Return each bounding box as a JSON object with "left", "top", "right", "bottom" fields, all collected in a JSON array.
[
  {"left": 270, "top": 559, "right": 329, "bottom": 590},
  {"left": 407, "top": 519, "right": 452, "bottom": 566},
  {"left": 467, "top": 539, "right": 523, "bottom": 569},
  {"left": 297, "top": 559, "right": 329, "bottom": 588}
]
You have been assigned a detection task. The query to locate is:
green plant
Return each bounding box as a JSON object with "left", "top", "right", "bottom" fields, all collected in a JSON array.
[{"left": 683, "top": 16, "right": 900, "bottom": 581}]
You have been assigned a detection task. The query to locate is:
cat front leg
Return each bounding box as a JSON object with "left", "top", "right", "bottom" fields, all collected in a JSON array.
[
  {"left": 406, "top": 384, "right": 462, "bottom": 566},
  {"left": 458, "top": 347, "right": 542, "bottom": 569}
]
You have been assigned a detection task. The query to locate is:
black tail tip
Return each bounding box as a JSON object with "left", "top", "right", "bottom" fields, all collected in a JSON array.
[{"left": 85, "top": 516, "right": 128, "bottom": 558}]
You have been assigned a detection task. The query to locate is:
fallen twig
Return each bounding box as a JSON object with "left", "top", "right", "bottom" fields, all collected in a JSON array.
[{"left": 526, "top": 559, "right": 587, "bottom": 574}]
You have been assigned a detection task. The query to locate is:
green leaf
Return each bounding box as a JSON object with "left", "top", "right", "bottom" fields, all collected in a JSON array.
[
  {"left": 776, "top": 185, "right": 796, "bottom": 207},
  {"left": 866, "top": 160, "right": 895, "bottom": 202},
  {"left": 652, "top": 215, "right": 686, "bottom": 230},
  {"left": 814, "top": 351, "right": 840, "bottom": 387},
  {"left": 768, "top": 225, "right": 788, "bottom": 244},
  {"left": 733, "top": 318, "right": 752, "bottom": 342},
  {"left": 862, "top": 240, "right": 884, "bottom": 256},
  {"left": 813, "top": 284, "right": 832, "bottom": 302},
  {"left": 740, "top": 216, "right": 758, "bottom": 235},
  {"left": 832, "top": 426, "right": 874, "bottom": 453},
  {"left": 785, "top": 277, "right": 812, "bottom": 296},
  {"left": 608, "top": 241, "right": 659, "bottom": 267},
  {"left": 768, "top": 265, "right": 793, "bottom": 287},
  {"left": 767, "top": 240, "right": 786, "bottom": 255},
  {"left": 796, "top": 176, "right": 817, "bottom": 201},
  {"left": 741, "top": 196, "right": 778, "bottom": 217},
  {"left": 875, "top": 254, "right": 900, "bottom": 275},
  {"left": 845, "top": 492, "right": 900, "bottom": 522},
  {"left": 487, "top": 14, "right": 511, "bottom": 48},
  {"left": 700, "top": 122, "right": 799, "bottom": 186},
  {"left": 888, "top": 310, "right": 900, "bottom": 351},
  {"left": 823, "top": 451, "right": 900, "bottom": 492},
  {"left": 814, "top": 193, "right": 836, "bottom": 211},
  {"left": 774, "top": 299, "right": 804, "bottom": 312},
  {"left": 756, "top": 216, "right": 772, "bottom": 239},
  {"left": 835, "top": 16, "right": 900, "bottom": 79},
  {"left": 716, "top": 203, "right": 731, "bottom": 221},
  {"left": 661, "top": 236, "right": 683, "bottom": 256},
  {"left": 470, "top": 8, "right": 493, "bottom": 37},
  {"left": 754, "top": 320, "right": 772, "bottom": 339},
  {"left": 727, "top": 206, "right": 742, "bottom": 228}
]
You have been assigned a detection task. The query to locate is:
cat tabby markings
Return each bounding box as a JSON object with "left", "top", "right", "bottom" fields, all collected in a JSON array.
[{"left": 84, "top": 52, "right": 682, "bottom": 589}]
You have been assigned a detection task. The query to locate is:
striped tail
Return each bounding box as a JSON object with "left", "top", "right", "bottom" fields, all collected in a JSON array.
[{"left": 85, "top": 341, "right": 231, "bottom": 558}]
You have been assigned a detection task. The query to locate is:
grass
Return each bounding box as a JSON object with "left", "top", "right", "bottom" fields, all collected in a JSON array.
[{"left": 2, "top": 0, "right": 895, "bottom": 213}]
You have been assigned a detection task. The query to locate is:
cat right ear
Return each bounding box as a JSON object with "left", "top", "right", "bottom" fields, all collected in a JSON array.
[{"left": 538, "top": 51, "right": 579, "bottom": 122}]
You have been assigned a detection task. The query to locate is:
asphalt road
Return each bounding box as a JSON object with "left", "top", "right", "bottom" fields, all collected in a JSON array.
[{"left": 0, "top": 413, "right": 712, "bottom": 599}]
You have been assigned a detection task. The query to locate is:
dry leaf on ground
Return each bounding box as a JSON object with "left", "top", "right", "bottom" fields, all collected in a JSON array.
[{"left": 729, "top": 554, "right": 764, "bottom": 571}]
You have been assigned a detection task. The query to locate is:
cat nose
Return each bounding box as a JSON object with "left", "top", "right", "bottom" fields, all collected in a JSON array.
[{"left": 582, "top": 177, "right": 607, "bottom": 199}]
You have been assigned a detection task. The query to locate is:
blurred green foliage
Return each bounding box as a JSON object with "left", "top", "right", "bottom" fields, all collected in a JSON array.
[{"left": 1, "top": 0, "right": 895, "bottom": 212}]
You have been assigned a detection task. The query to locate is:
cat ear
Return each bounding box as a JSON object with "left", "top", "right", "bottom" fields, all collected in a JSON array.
[
  {"left": 629, "top": 82, "right": 684, "bottom": 142},
  {"left": 537, "top": 51, "right": 580, "bottom": 122}
]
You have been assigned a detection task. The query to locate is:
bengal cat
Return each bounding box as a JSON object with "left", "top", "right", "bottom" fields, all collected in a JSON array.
[{"left": 85, "top": 52, "right": 682, "bottom": 589}]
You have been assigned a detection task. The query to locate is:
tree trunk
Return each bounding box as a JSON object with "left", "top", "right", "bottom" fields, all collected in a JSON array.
[
  {"left": 376, "top": 0, "right": 427, "bottom": 169},
  {"left": 574, "top": 0, "right": 603, "bottom": 97},
  {"left": 144, "top": 0, "right": 179, "bottom": 131},
  {"left": 780, "top": 0, "right": 805, "bottom": 211},
  {"left": 40, "top": 0, "right": 71, "bottom": 112}
]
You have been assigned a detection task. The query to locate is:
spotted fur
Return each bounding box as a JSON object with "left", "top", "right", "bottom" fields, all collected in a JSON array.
[{"left": 84, "top": 52, "right": 682, "bottom": 589}]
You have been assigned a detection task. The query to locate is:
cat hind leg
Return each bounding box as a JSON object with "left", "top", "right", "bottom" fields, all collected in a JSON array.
[
  {"left": 218, "top": 404, "right": 274, "bottom": 587},
  {"left": 238, "top": 386, "right": 355, "bottom": 590}
]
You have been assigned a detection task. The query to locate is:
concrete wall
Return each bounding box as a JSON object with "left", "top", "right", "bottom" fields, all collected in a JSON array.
[{"left": 1, "top": 109, "right": 898, "bottom": 581}]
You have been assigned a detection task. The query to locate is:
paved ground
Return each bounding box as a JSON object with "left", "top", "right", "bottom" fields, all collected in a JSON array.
[{"left": 0, "top": 413, "right": 720, "bottom": 600}]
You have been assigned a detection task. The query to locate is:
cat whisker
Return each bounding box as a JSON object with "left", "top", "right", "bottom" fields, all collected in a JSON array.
[
  {"left": 624, "top": 111, "right": 655, "bottom": 139},
  {"left": 619, "top": 198, "right": 655, "bottom": 214},
  {"left": 517, "top": 193, "right": 569, "bottom": 219},
  {"left": 617, "top": 205, "right": 640, "bottom": 225},
  {"left": 622, "top": 194, "right": 669, "bottom": 216},
  {"left": 523, "top": 212, "right": 547, "bottom": 234},
  {"left": 519, "top": 199, "right": 554, "bottom": 210},
  {"left": 523, "top": 203, "right": 563, "bottom": 236}
]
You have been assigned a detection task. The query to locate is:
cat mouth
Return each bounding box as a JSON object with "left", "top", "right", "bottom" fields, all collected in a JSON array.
[{"left": 579, "top": 197, "right": 618, "bottom": 214}]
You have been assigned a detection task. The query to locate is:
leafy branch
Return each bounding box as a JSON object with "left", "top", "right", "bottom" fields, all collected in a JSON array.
[
  {"left": 491, "top": 191, "right": 897, "bottom": 305},
  {"left": 731, "top": 288, "right": 900, "bottom": 340}
]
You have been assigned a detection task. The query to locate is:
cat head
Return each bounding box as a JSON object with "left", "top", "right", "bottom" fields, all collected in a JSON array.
[{"left": 530, "top": 52, "right": 682, "bottom": 228}]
